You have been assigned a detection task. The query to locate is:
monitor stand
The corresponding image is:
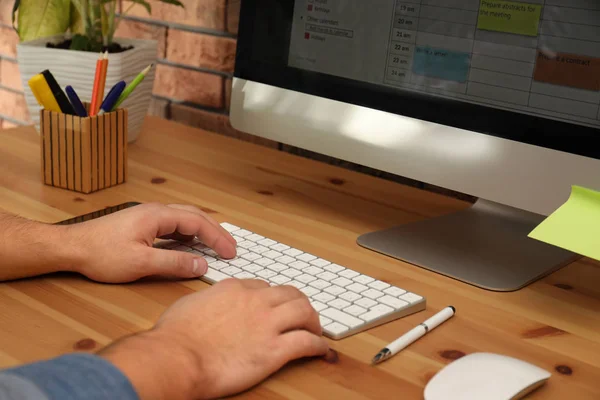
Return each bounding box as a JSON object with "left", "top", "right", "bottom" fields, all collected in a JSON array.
[{"left": 357, "top": 199, "right": 579, "bottom": 291}]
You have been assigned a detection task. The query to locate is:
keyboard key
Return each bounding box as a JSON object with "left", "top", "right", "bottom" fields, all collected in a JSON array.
[
  {"left": 331, "top": 277, "right": 353, "bottom": 287},
  {"left": 379, "top": 295, "right": 408, "bottom": 309},
  {"left": 353, "top": 275, "right": 375, "bottom": 285},
  {"left": 241, "top": 252, "right": 262, "bottom": 261},
  {"left": 370, "top": 304, "right": 395, "bottom": 315},
  {"left": 203, "top": 268, "right": 230, "bottom": 283},
  {"left": 324, "top": 264, "right": 345, "bottom": 273},
  {"left": 271, "top": 243, "right": 290, "bottom": 252},
  {"left": 210, "top": 261, "right": 229, "bottom": 270},
  {"left": 347, "top": 283, "right": 369, "bottom": 293},
  {"left": 235, "top": 229, "right": 252, "bottom": 237},
  {"left": 246, "top": 233, "right": 264, "bottom": 242},
  {"left": 324, "top": 285, "right": 346, "bottom": 296},
  {"left": 192, "top": 243, "right": 208, "bottom": 251},
  {"left": 234, "top": 272, "right": 256, "bottom": 279},
  {"left": 309, "top": 279, "right": 331, "bottom": 290},
  {"left": 319, "top": 316, "right": 333, "bottom": 327},
  {"left": 249, "top": 245, "right": 269, "bottom": 254},
  {"left": 321, "top": 308, "right": 364, "bottom": 328},
  {"left": 232, "top": 236, "right": 244, "bottom": 243},
  {"left": 289, "top": 261, "right": 309, "bottom": 270},
  {"left": 267, "top": 263, "right": 288, "bottom": 272},
  {"left": 270, "top": 275, "right": 291, "bottom": 285},
  {"left": 238, "top": 241, "right": 255, "bottom": 249},
  {"left": 201, "top": 256, "right": 216, "bottom": 264},
  {"left": 311, "top": 301, "right": 328, "bottom": 312},
  {"left": 296, "top": 274, "right": 317, "bottom": 284},
  {"left": 243, "top": 264, "right": 264, "bottom": 274},
  {"left": 324, "top": 322, "right": 349, "bottom": 335},
  {"left": 258, "top": 238, "right": 277, "bottom": 247},
  {"left": 301, "top": 286, "right": 320, "bottom": 297},
  {"left": 257, "top": 269, "right": 277, "bottom": 279},
  {"left": 328, "top": 298, "right": 351, "bottom": 310},
  {"left": 344, "top": 305, "right": 368, "bottom": 317},
  {"left": 287, "top": 280, "right": 306, "bottom": 289},
  {"left": 316, "top": 271, "right": 337, "bottom": 281},
  {"left": 339, "top": 269, "right": 360, "bottom": 279},
  {"left": 400, "top": 292, "right": 423, "bottom": 304},
  {"left": 220, "top": 223, "right": 240, "bottom": 233},
  {"left": 384, "top": 286, "right": 407, "bottom": 297},
  {"left": 283, "top": 248, "right": 303, "bottom": 257},
  {"left": 230, "top": 259, "right": 251, "bottom": 268},
  {"left": 355, "top": 298, "right": 377, "bottom": 309},
  {"left": 359, "top": 306, "right": 395, "bottom": 322},
  {"left": 297, "top": 253, "right": 317, "bottom": 262},
  {"left": 275, "top": 255, "right": 296, "bottom": 264},
  {"left": 304, "top": 266, "right": 324, "bottom": 276},
  {"left": 362, "top": 289, "right": 385, "bottom": 300},
  {"left": 263, "top": 250, "right": 283, "bottom": 259},
  {"left": 282, "top": 269, "right": 302, "bottom": 278},
  {"left": 255, "top": 258, "right": 275, "bottom": 267},
  {"left": 236, "top": 248, "right": 249, "bottom": 256},
  {"left": 368, "top": 280, "right": 391, "bottom": 291},
  {"left": 313, "top": 292, "right": 335, "bottom": 303},
  {"left": 339, "top": 291, "right": 362, "bottom": 303},
  {"left": 310, "top": 258, "right": 331, "bottom": 267},
  {"left": 222, "top": 266, "right": 242, "bottom": 276}
]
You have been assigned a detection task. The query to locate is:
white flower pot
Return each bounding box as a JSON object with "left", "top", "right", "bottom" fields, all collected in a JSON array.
[{"left": 17, "top": 35, "right": 157, "bottom": 143}]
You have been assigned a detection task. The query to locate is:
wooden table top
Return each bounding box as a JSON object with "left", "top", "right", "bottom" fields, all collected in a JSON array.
[{"left": 1, "top": 117, "right": 599, "bottom": 399}]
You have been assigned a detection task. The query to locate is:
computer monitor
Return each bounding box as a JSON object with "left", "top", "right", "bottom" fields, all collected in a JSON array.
[{"left": 230, "top": 0, "right": 600, "bottom": 291}]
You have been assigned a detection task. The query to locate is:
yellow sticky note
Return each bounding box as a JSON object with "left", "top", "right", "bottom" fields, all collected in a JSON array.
[
  {"left": 529, "top": 185, "right": 600, "bottom": 260},
  {"left": 477, "top": 0, "right": 542, "bottom": 37}
]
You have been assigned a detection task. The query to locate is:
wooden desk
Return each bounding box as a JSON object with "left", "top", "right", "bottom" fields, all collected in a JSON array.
[{"left": 1, "top": 117, "right": 599, "bottom": 399}]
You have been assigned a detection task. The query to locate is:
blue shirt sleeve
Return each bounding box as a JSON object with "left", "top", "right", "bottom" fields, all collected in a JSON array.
[{"left": 0, "top": 353, "right": 139, "bottom": 400}]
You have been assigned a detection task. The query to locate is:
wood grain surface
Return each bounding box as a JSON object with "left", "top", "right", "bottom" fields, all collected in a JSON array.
[{"left": 1, "top": 117, "right": 599, "bottom": 399}]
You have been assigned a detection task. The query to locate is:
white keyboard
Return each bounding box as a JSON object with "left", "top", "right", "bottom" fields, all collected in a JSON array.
[{"left": 157, "top": 222, "right": 426, "bottom": 340}]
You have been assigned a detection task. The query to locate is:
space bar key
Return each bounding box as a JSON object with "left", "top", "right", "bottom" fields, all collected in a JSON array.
[{"left": 321, "top": 308, "right": 364, "bottom": 328}]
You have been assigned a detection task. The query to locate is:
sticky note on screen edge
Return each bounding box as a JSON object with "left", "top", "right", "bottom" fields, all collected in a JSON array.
[{"left": 529, "top": 185, "right": 600, "bottom": 261}]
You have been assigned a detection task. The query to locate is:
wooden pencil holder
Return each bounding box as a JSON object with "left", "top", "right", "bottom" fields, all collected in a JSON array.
[{"left": 40, "top": 104, "right": 128, "bottom": 194}]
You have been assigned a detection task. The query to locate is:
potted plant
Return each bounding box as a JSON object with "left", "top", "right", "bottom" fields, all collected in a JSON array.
[{"left": 12, "top": 0, "right": 182, "bottom": 142}]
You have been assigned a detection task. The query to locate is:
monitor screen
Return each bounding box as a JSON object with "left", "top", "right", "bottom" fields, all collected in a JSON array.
[{"left": 235, "top": 0, "right": 600, "bottom": 158}]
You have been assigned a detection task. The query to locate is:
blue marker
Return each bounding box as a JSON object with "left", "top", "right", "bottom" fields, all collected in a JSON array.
[
  {"left": 98, "top": 81, "right": 126, "bottom": 115},
  {"left": 65, "top": 86, "right": 88, "bottom": 117}
]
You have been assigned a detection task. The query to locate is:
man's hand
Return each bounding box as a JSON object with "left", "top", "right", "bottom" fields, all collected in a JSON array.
[
  {"left": 67, "top": 203, "right": 237, "bottom": 283},
  {"left": 100, "top": 278, "right": 329, "bottom": 400}
]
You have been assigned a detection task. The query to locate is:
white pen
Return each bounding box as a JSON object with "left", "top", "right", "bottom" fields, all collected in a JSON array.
[{"left": 371, "top": 306, "right": 456, "bottom": 365}]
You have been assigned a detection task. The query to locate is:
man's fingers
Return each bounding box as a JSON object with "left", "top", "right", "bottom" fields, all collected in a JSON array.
[
  {"left": 143, "top": 247, "right": 208, "bottom": 278},
  {"left": 238, "top": 279, "right": 271, "bottom": 289},
  {"left": 155, "top": 207, "right": 236, "bottom": 259},
  {"left": 275, "top": 331, "right": 329, "bottom": 366},
  {"left": 264, "top": 285, "right": 306, "bottom": 306},
  {"left": 271, "top": 297, "right": 322, "bottom": 336},
  {"left": 167, "top": 204, "right": 236, "bottom": 246}
]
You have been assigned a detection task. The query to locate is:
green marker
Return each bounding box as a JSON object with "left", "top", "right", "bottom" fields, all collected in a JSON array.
[{"left": 111, "top": 63, "right": 154, "bottom": 111}]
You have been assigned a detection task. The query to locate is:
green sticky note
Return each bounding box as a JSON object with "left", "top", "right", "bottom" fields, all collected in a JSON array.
[
  {"left": 529, "top": 185, "right": 600, "bottom": 260},
  {"left": 477, "top": 0, "right": 542, "bottom": 37}
]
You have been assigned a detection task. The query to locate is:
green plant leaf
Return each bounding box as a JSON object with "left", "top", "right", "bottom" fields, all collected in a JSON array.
[
  {"left": 69, "top": 2, "right": 85, "bottom": 34},
  {"left": 12, "top": 0, "right": 20, "bottom": 32},
  {"left": 128, "top": 0, "right": 151, "bottom": 14},
  {"left": 157, "top": 0, "right": 183, "bottom": 7},
  {"left": 16, "top": 0, "right": 71, "bottom": 41},
  {"left": 69, "top": 33, "right": 91, "bottom": 51}
]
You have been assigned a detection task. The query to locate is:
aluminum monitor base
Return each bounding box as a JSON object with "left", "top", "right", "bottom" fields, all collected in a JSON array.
[{"left": 357, "top": 199, "right": 579, "bottom": 291}]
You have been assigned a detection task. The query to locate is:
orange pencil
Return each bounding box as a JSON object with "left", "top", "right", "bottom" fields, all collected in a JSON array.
[{"left": 90, "top": 51, "right": 108, "bottom": 116}]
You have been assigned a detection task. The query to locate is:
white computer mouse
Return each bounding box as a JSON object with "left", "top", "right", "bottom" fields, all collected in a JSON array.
[{"left": 424, "top": 352, "right": 551, "bottom": 400}]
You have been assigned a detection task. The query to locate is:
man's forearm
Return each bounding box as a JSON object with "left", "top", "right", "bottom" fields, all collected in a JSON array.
[{"left": 0, "top": 212, "right": 82, "bottom": 281}]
